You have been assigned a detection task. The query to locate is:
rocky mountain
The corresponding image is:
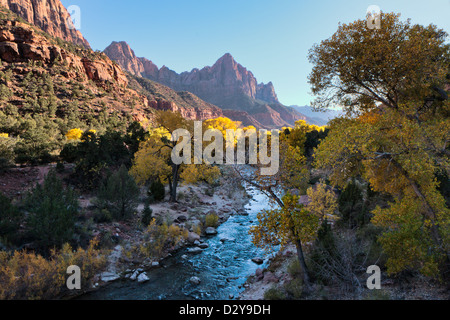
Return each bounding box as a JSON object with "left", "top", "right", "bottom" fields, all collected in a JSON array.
[
  {"left": 0, "top": 4, "right": 226, "bottom": 130},
  {"left": 104, "top": 41, "right": 312, "bottom": 128},
  {"left": 0, "top": 0, "right": 90, "bottom": 49},
  {"left": 290, "top": 105, "right": 343, "bottom": 126}
]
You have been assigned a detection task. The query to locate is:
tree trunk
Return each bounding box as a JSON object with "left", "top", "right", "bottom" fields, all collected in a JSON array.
[
  {"left": 169, "top": 164, "right": 180, "bottom": 202},
  {"left": 294, "top": 235, "right": 311, "bottom": 290}
]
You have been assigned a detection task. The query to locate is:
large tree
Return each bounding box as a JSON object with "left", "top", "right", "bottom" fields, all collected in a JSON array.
[
  {"left": 130, "top": 111, "right": 220, "bottom": 202},
  {"left": 310, "top": 12, "right": 450, "bottom": 277}
]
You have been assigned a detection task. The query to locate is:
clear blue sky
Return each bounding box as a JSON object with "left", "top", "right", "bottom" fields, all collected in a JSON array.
[{"left": 61, "top": 0, "right": 450, "bottom": 107}]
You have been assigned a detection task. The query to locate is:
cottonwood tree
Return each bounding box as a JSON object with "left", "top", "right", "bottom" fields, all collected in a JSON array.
[
  {"left": 130, "top": 111, "right": 220, "bottom": 202},
  {"left": 310, "top": 12, "right": 450, "bottom": 277},
  {"left": 236, "top": 131, "right": 320, "bottom": 288}
]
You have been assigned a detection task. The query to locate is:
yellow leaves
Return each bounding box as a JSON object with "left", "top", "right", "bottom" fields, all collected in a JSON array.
[
  {"left": 204, "top": 117, "right": 241, "bottom": 137},
  {"left": 66, "top": 128, "right": 83, "bottom": 141},
  {"left": 180, "top": 164, "right": 221, "bottom": 185},
  {"left": 66, "top": 129, "right": 96, "bottom": 141},
  {"left": 306, "top": 182, "right": 339, "bottom": 221},
  {"left": 0, "top": 133, "right": 8, "bottom": 138},
  {"left": 0, "top": 239, "right": 106, "bottom": 300},
  {"left": 140, "top": 219, "right": 188, "bottom": 258},
  {"left": 129, "top": 137, "right": 172, "bottom": 185}
]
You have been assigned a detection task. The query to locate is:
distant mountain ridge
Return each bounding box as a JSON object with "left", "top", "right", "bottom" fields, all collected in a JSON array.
[
  {"left": 290, "top": 105, "right": 343, "bottom": 126},
  {"left": 104, "top": 41, "right": 315, "bottom": 129}
]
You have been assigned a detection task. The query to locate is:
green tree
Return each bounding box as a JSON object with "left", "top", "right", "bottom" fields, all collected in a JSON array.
[
  {"left": 0, "top": 192, "right": 22, "bottom": 245},
  {"left": 24, "top": 171, "right": 79, "bottom": 251},
  {"left": 96, "top": 165, "right": 140, "bottom": 221}
]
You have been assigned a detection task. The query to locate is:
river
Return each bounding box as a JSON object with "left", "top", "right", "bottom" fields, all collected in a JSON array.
[{"left": 78, "top": 183, "right": 275, "bottom": 300}]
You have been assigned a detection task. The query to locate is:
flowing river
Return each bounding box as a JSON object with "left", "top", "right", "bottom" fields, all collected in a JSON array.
[{"left": 79, "top": 184, "right": 274, "bottom": 300}]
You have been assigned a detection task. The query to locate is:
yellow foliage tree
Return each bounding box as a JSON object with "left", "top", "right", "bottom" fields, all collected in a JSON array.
[
  {"left": 310, "top": 13, "right": 450, "bottom": 277},
  {"left": 65, "top": 128, "right": 83, "bottom": 141}
]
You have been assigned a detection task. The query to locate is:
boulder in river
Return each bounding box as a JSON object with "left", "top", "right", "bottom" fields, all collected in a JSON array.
[
  {"left": 189, "top": 276, "right": 201, "bottom": 285},
  {"left": 251, "top": 258, "right": 264, "bottom": 265},
  {"left": 137, "top": 272, "right": 150, "bottom": 283},
  {"left": 187, "top": 247, "right": 203, "bottom": 254}
]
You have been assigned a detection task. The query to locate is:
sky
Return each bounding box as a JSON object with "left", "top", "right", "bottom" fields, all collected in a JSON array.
[{"left": 60, "top": 0, "right": 450, "bottom": 107}]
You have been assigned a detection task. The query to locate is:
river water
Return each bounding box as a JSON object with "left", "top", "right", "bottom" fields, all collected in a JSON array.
[{"left": 79, "top": 184, "right": 274, "bottom": 300}]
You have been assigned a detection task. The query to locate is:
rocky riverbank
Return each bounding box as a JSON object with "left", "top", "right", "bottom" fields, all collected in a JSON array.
[{"left": 77, "top": 166, "right": 252, "bottom": 296}]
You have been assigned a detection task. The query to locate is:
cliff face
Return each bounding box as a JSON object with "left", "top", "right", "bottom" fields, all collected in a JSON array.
[
  {"left": 104, "top": 43, "right": 280, "bottom": 107},
  {"left": 0, "top": 19, "right": 126, "bottom": 87},
  {"left": 0, "top": 0, "right": 90, "bottom": 49},
  {"left": 104, "top": 41, "right": 313, "bottom": 129}
]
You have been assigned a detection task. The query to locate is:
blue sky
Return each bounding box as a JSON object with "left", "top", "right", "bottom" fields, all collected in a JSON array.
[{"left": 61, "top": 0, "right": 450, "bottom": 107}]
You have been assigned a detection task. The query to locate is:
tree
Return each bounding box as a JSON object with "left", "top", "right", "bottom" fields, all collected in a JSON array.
[
  {"left": 96, "top": 165, "right": 140, "bottom": 221},
  {"left": 0, "top": 192, "right": 22, "bottom": 245},
  {"left": 130, "top": 111, "right": 221, "bottom": 202},
  {"left": 237, "top": 134, "right": 314, "bottom": 287},
  {"left": 24, "top": 170, "right": 79, "bottom": 251},
  {"left": 306, "top": 182, "right": 339, "bottom": 223},
  {"left": 310, "top": 13, "right": 450, "bottom": 277},
  {"left": 0, "top": 133, "right": 16, "bottom": 172}
]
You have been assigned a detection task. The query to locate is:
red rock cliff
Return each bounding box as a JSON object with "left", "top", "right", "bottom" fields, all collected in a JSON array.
[{"left": 0, "top": 0, "right": 90, "bottom": 49}]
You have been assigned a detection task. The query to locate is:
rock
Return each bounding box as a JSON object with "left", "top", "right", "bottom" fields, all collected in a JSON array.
[
  {"left": 181, "top": 255, "right": 188, "bottom": 260},
  {"left": 263, "top": 272, "right": 279, "bottom": 284},
  {"left": 174, "top": 215, "right": 188, "bottom": 223},
  {"left": 151, "top": 261, "right": 160, "bottom": 268},
  {"left": 137, "top": 272, "right": 150, "bottom": 283},
  {"left": 129, "top": 270, "right": 139, "bottom": 281},
  {"left": 187, "top": 247, "right": 203, "bottom": 254},
  {"left": 187, "top": 232, "right": 201, "bottom": 244},
  {"left": 251, "top": 258, "right": 264, "bottom": 265},
  {"left": 205, "top": 227, "right": 217, "bottom": 235},
  {"left": 255, "top": 268, "right": 264, "bottom": 277},
  {"left": 194, "top": 240, "right": 201, "bottom": 246},
  {"left": 1, "top": 0, "right": 91, "bottom": 49},
  {"left": 198, "top": 243, "right": 209, "bottom": 249},
  {"left": 189, "top": 276, "right": 201, "bottom": 285},
  {"left": 100, "top": 271, "right": 120, "bottom": 283}
]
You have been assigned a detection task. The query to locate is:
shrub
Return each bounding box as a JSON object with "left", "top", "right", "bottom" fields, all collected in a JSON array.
[
  {"left": 140, "top": 220, "right": 188, "bottom": 258},
  {"left": 264, "top": 287, "right": 286, "bottom": 300},
  {"left": 96, "top": 165, "right": 140, "bottom": 221},
  {"left": 205, "top": 213, "right": 219, "bottom": 228},
  {"left": 149, "top": 179, "right": 165, "bottom": 202},
  {"left": 141, "top": 205, "right": 153, "bottom": 227},
  {"left": 0, "top": 239, "right": 106, "bottom": 300},
  {"left": 93, "top": 209, "right": 113, "bottom": 223}
]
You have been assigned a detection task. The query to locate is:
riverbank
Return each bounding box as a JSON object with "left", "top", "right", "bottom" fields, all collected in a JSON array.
[{"left": 74, "top": 165, "right": 253, "bottom": 298}]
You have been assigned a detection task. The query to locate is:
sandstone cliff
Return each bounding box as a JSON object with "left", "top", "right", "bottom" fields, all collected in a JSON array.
[
  {"left": 0, "top": 0, "right": 90, "bottom": 49},
  {"left": 104, "top": 41, "right": 313, "bottom": 128}
]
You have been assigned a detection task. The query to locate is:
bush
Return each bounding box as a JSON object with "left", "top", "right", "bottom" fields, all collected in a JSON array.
[
  {"left": 338, "top": 180, "right": 366, "bottom": 228},
  {"left": 24, "top": 170, "right": 79, "bottom": 251},
  {"left": 96, "top": 165, "right": 140, "bottom": 221},
  {"left": 0, "top": 239, "right": 106, "bottom": 300},
  {"left": 149, "top": 179, "right": 165, "bottom": 202},
  {"left": 205, "top": 213, "right": 219, "bottom": 228},
  {"left": 93, "top": 209, "right": 113, "bottom": 223},
  {"left": 141, "top": 205, "right": 153, "bottom": 227},
  {"left": 264, "top": 287, "right": 286, "bottom": 300},
  {"left": 140, "top": 220, "right": 188, "bottom": 258}
]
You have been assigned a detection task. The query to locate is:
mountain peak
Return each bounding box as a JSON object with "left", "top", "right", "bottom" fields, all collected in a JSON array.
[{"left": 0, "top": 0, "right": 91, "bottom": 49}]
